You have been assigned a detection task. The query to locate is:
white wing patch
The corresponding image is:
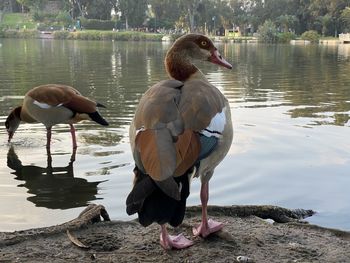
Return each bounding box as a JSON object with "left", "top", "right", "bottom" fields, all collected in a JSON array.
[
  {"left": 33, "top": 100, "right": 63, "bottom": 109},
  {"left": 200, "top": 107, "right": 226, "bottom": 138}
]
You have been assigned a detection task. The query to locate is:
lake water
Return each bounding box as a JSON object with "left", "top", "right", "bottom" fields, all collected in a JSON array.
[{"left": 0, "top": 39, "right": 349, "bottom": 232}]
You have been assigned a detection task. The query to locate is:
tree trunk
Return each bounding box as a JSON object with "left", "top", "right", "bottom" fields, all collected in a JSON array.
[
  {"left": 186, "top": 4, "right": 195, "bottom": 32},
  {"left": 75, "top": 0, "right": 84, "bottom": 18}
]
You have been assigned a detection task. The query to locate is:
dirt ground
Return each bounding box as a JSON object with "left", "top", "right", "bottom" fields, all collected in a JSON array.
[{"left": 1, "top": 204, "right": 350, "bottom": 263}]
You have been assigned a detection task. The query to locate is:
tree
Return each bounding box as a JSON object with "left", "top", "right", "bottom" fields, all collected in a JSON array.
[
  {"left": 179, "top": 0, "right": 201, "bottom": 32},
  {"left": 228, "top": 0, "right": 255, "bottom": 36},
  {"left": 116, "top": 0, "right": 148, "bottom": 29},
  {"left": 258, "top": 19, "right": 278, "bottom": 42},
  {"left": 276, "top": 14, "right": 298, "bottom": 32},
  {"left": 148, "top": 0, "right": 181, "bottom": 29},
  {"left": 2, "top": 0, "right": 22, "bottom": 12},
  {"left": 315, "top": 14, "right": 333, "bottom": 36},
  {"left": 341, "top": 7, "right": 350, "bottom": 32},
  {"left": 16, "top": 0, "right": 47, "bottom": 11},
  {"left": 84, "top": 0, "right": 114, "bottom": 20}
]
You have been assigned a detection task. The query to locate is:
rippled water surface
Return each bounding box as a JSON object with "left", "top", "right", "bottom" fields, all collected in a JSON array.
[{"left": 0, "top": 39, "right": 349, "bottom": 232}]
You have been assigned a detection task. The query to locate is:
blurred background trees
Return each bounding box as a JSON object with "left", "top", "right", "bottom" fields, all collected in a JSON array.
[{"left": 1, "top": 0, "right": 350, "bottom": 36}]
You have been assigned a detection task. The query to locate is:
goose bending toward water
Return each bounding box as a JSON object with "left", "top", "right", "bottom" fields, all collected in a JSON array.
[
  {"left": 126, "top": 34, "right": 233, "bottom": 249},
  {"left": 5, "top": 84, "right": 109, "bottom": 149}
]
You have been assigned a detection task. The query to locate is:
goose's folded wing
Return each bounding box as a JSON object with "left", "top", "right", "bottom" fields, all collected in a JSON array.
[
  {"left": 179, "top": 79, "right": 227, "bottom": 131},
  {"left": 27, "top": 84, "right": 80, "bottom": 107},
  {"left": 132, "top": 80, "right": 200, "bottom": 200}
]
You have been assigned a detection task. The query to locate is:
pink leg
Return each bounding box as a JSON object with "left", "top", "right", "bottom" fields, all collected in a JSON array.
[
  {"left": 70, "top": 147, "right": 77, "bottom": 162},
  {"left": 193, "top": 182, "right": 224, "bottom": 237},
  {"left": 69, "top": 124, "right": 77, "bottom": 149},
  {"left": 46, "top": 127, "right": 52, "bottom": 149},
  {"left": 159, "top": 225, "right": 193, "bottom": 250},
  {"left": 46, "top": 147, "right": 52, "bottom": 165}
]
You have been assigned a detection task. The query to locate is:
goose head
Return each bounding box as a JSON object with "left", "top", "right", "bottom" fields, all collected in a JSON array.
[
  {"left": 165, "top": 34, "right": 232, "bottom": 81},
  {"left": 5, "top": 106, "right": 21, "bottom": 142}
]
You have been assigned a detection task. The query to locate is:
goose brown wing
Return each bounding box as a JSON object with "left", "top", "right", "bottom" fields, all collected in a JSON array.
[
  {"left": 132, "top": 80, "right": 200, "bottom": 200},
  {"left": 27, "top": 84, "right": 80, "bottom": 106},
  {"left": 28, "top": 84, "right": 97, "bottom": 114}
]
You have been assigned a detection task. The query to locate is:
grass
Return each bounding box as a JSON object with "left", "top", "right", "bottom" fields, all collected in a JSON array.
[{"left": 1, "top": 13, "right": 36, "bottom": 30}]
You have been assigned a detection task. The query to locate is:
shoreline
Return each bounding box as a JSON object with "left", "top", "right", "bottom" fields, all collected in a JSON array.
[
  {"left": 1, "top": 204, "right": 350, "bottom": 262},
  {"left": 0, "top": 30, "right": 346, "bottom": 46}
]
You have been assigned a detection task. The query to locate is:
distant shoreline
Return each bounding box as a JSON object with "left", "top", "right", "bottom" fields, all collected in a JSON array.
[
  {"left": 0, "top": 30, "right": 344, "bottom": 45},
  {"left": 0, "top": 29, "right": 256, "bottom": 42}
]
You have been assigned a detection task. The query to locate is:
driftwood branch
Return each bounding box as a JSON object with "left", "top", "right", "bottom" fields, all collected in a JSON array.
[
  {"left": 186, "top": 205, "right": 315, "bottom": 223},
  {"left": 0, "top": 204, "right": 110, "bottom": 247}
]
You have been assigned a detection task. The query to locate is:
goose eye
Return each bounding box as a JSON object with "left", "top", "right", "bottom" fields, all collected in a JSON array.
[{"left": 201, "top": 41, "right": 207, "bottom": 46}]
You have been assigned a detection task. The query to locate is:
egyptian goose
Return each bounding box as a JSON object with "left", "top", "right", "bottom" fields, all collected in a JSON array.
[
  {"left": 126, "top": 34, "right": 233, "bottom": 249},
  {"left": 5, "top": 84, "right": 109, "bottom": 149}
]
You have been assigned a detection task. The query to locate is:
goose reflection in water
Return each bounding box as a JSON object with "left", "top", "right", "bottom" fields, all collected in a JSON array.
[{"left": 7, "top": 146, "right": 106, "bottom": 209}]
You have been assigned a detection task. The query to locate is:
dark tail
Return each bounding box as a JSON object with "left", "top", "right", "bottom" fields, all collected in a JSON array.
[
  {"left": 88, "top": 111, "right": 109, "bottom": 126},
  {"left": 126, "top": 167, "right": 155, "bottom": 216},
  {"left": 96, "top": 102, "right": 106, "bottom": 108},
  {"left": 126, "top": 166, "right": 191, "bottom": 227}
]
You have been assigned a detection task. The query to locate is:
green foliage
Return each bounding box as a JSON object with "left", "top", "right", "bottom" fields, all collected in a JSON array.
[
  {"left": 80, "top": 18, "right": 115, "bottom": 30},
  {"left": 31, "top": 10, "right": 72, "bottom": 31},
  {"left": 301, "top": 30, "right": 321, "bottom": 43},
  {"left": 32, "top": 11, "right": 71, "bottom": 24},
  {"left": 83, "top": 0, "right": 114, "bottom": 20},
  {"left": 275, "top": 15, "right": 298, "bottom": 32},
  {"left": 258, "top": 20, "right": 278, "bottom": 43},
  {"left": 277, "top": 32, "right": 297, "bottom": 43},
  {"left": 1, "top": 13, "right": 36, "bottom": 29},
  {"left": 341, "top": 7, "right": 350, "bottom": 32},
  {"left": 116, "top": 0, "right": 148, "bottom": 29},
  {"left": 32, "top": 11, "right": 55, "bottom": 22},
  {"left": 2, "top": 0, "right": 350, "bottom": 38},
  {"left": 52, "top": 30, "right": 164, "bottom": 41},
  {"left": 2, "top": 29, "right": 39, "bottom": 38},
  {"left": 148, "top": 0, "right": 181, "bottom": 29},
  {"left": 52, "top": 30, "right": 70, "bottom": 39},
  {"left": 36, "top": 24, "right": 62, "bottom": 31},
  {"left": 16, "top": 0, "right": 46, "bottom": 11},
  {"left": 55, "top": 11, "right": 73, "bottom": 26}
]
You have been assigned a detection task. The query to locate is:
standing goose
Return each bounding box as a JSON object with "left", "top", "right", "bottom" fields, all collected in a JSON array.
[
  {"left": 126, "top": 34, "right": 233, "bottom": 249},
  {"left": 5, "top": 84, "right": 109, "bottom": 149}
]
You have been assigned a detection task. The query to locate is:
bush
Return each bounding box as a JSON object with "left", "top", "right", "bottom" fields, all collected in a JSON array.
[
  {"left": 55, "top": 11, "right": 72, "bottom": 27},
  {"left": 2, "top": 29, "right": 39, "bottom": 38},
  {"left": 33, "top": 11, "right": 56, "bottom": 22},
  {"left": 80, "top": 18, "right": 115, "bottom": 30},
  {"left": 52, "top": 30, "right": 70, "bottom": 39},
  {"left": 301, "top": 30, "right": 320, "bottom": 43},
  {"left": 277, "top": 32, "right": 296, "bottom": 43},
  {"left": 1, "top": 13, "right": 36, "bottom": 30},
  {"left": 63, "top": 31, "right": 164, "bottom": 41},
  {"left": 37, "top": 23, "right": 63, "bottom": 31},
  {"left": 258, "top": 20, "right": 278, "bottom": 43}
]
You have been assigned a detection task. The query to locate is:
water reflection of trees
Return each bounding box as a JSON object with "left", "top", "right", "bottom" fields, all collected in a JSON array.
[
  {"left": 7, "top": 146, "right": 105, "bottom": 209},
  {"left": 229, "top": 44, "right": 350, "bottom": 126},
  {"left": 1, "top": 40, "right": 349, "bottom": 128}
]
